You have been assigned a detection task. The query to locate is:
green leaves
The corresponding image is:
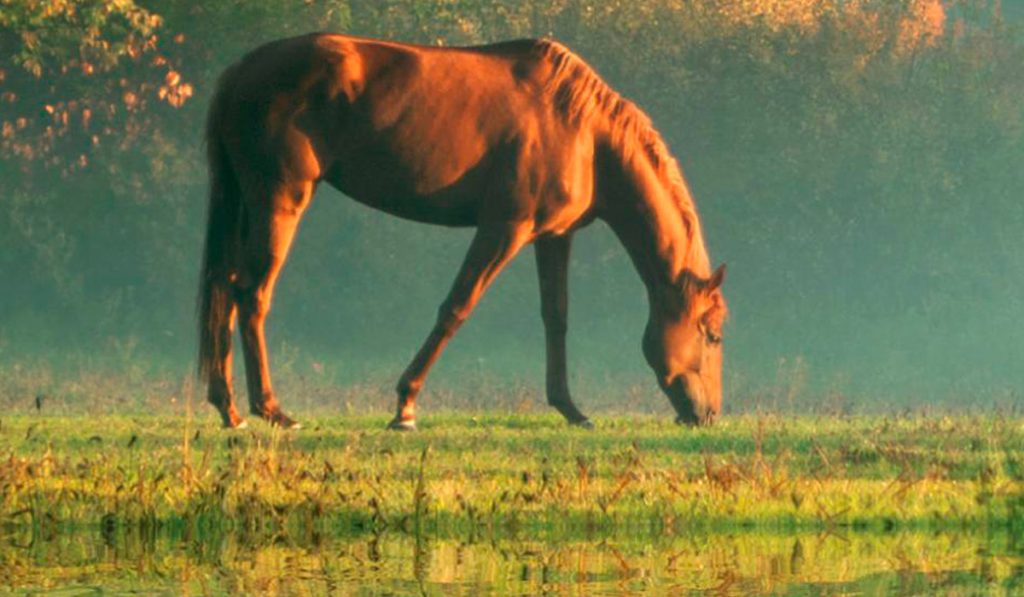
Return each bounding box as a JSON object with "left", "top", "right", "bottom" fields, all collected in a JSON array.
[{"left": 0, "top": 0, "right": 190, "bottom": 177}]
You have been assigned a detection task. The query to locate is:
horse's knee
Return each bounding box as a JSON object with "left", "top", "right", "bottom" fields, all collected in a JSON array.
[{"left": 435, "top": 303, "right": 468, "bottom": 335}]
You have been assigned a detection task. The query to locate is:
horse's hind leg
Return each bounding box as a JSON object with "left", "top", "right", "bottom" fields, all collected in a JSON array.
[
  {"left": 234, "top": 180, "right": 314, "bottom": 429},
  {"left": 208, "top": 306, "right": 245, "bottom": 428},
  {"left": 389, "top": 222, "right": 533, "bottom": 430},
  {"left": 535, "top": 235, "right": 591, "bottom": 427}
]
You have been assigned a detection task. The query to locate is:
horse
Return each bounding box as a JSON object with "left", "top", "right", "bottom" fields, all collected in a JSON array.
[{"left": 198, "top": 33, "right": 727, "bottom": 431}]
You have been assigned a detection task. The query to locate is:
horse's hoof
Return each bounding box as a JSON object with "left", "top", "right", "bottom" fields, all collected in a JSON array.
[
  {"left": 266, "top": 411, "right": 301, "bottom": 429},
  {"left": 387, "top": 418, "right": 417, "bottom": 432},
  {"left": 223, "top": 419, "right": 248, "bottom": 430},
  {"left": 675, "top": 415, "right": 713, "bottom": 427},
  {"left": 569, "top": 418, "right": 594, "bottom": 430}
]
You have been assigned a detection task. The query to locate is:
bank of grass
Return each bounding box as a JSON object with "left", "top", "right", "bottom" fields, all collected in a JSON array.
[{"left": 1, "top": 413, "right": 1022, "bottom": 537}]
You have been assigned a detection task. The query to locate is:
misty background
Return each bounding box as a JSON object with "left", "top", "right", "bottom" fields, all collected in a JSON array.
[{"left": 1, "top": 0, "right": 1022, "bottom": 415}]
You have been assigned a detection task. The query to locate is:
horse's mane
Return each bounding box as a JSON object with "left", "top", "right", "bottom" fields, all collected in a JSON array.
[{"left": 532, "top": 40, "right": 711, "bottom": 276}]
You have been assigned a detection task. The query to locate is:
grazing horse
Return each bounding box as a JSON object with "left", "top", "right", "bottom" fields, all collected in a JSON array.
[{"left": 198, "top": 33, "right": 727, "bottom": 430}]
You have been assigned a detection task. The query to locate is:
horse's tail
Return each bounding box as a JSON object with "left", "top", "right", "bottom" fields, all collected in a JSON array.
[{"left": 198, "top": 66, "right": 242, "bottom": 383}]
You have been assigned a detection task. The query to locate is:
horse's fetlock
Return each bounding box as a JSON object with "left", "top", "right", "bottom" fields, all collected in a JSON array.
[
  {"left": 397, "top": 376, "right": 422, "bottom": 397},
  {"left": 546, "top": 388, "right": 571, "bottom": 407},
  {"left": 253, "top": 391, "right": 279, "bottom": 415}
]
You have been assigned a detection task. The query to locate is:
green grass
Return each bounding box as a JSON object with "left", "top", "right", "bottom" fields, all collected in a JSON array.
[
  {"left": 2, "top": 412, "right": 1023, "bottom": 593},
  {"left": 1, "top": 413, "right": 1022, "bottom": 538}
]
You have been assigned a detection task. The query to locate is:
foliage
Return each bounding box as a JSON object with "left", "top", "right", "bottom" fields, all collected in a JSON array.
[{"left": 0, "top": 0, "right": 190, "bottom": 173}]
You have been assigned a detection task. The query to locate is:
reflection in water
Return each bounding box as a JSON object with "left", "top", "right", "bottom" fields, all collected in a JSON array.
[{"left": 1, "top": 529, "right": 1021, "bottom": 595}]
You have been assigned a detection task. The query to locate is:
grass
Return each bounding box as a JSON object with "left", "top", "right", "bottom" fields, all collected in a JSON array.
[{"left": 1, "top": 412, "right": 1022, "bottom": 539}]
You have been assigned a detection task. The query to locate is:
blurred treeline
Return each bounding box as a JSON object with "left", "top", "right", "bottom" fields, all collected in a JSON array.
[{"left": 1, "top": 1, "right": 1022, "bottom": 409}]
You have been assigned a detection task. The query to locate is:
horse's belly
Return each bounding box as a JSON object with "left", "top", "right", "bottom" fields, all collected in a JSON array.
[
  {"left": 322, "top": 142, "right": 492, "bottom": 227},
  {"left": 349, "top": 190, "right": 477, "bottom": 227},
  {"left": 324, "top": 169, "right": 477, "bottom": 227}
]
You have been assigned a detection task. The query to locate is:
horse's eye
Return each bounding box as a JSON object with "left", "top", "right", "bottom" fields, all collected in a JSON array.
[{"left": 699, "top": 318, "right": 722, "bottom": 345}]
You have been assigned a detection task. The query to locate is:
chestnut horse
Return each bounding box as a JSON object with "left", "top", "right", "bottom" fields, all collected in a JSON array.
[{"left": 198, "top": 34, "right": 727, "bottom": 430}]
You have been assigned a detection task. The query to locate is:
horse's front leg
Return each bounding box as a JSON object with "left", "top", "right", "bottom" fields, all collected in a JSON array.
[
  {"left": 389, "top": 221, "right": 533, "bottom": 430},
  {"left": 534, "top": 234, "right": 592, "bottom": 428}
]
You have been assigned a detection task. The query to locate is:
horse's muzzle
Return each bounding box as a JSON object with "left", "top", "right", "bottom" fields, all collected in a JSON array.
[{"left": 665, "top": 373, "right": 717, "bottom": 426}]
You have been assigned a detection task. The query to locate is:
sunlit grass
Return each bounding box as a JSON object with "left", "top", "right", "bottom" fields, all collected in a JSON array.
[{"left": 1, "top": 413, "right": 1021, "bottom": 538}]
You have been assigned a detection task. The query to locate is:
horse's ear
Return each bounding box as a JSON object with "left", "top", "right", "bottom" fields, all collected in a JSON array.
[{"left": 707, "top": 264, "right": 726, "bottom": 292}]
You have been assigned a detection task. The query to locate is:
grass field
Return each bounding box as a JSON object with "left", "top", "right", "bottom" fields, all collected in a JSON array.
[{"left": 2, "top": 412, "right": 1022, "bottom": 537}]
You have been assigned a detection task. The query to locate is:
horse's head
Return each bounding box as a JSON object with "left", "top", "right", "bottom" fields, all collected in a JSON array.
[{"left": 642, "top": 264, "right": 727, "bottom": 426}]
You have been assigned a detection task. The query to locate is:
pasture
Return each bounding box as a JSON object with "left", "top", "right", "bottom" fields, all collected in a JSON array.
[{"left": 2, "top": 412, "right": 1023, "bottom": 593}]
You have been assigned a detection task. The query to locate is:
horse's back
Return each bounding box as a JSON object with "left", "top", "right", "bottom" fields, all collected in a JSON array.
[{"left": 213, "top": 34, "right": 596, "bottom": 230}]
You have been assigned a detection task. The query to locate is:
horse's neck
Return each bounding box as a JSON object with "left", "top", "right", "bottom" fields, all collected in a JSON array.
[{"left": 601, "top": 154, "right": 710, "bottom": 297}]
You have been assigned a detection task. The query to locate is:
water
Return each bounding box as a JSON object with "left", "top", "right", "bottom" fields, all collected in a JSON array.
[{"left": 3, "top": 529, "right": 1021, "bottom": 595}]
